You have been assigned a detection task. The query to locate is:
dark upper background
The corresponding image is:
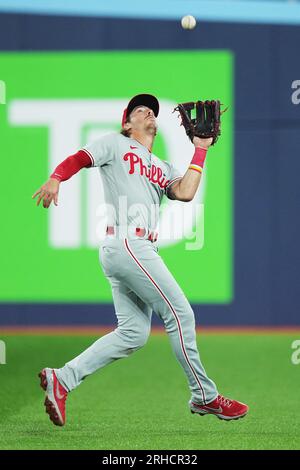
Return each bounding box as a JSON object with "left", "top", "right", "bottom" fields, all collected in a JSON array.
[{"left": 0, "top": 13, "right": 299, "bottom": 326}]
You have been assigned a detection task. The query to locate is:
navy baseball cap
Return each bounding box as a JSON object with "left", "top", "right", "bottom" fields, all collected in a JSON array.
[{"left": 122, "top": 94, "right": 159, "bottom": 127}]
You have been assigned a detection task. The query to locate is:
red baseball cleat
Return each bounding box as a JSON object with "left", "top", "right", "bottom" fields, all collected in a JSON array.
[
  {"left": 38, "top": 368, "right": 68, "bottom": 426},
  {"left": 189, "top": 394, "right": 249, "bottom": 421}
]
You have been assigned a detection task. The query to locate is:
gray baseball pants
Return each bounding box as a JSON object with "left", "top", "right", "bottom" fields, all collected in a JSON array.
[{"left": 56, "top": 237, "right": 218, "bottom": 405}]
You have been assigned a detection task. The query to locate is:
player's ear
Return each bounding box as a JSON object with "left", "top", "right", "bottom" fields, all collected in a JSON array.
[{"left": 124, "top": 120, "right": 132, "bottom": 132}]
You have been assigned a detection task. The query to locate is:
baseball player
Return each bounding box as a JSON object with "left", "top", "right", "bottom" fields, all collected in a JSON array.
[{"left": 33, "top": 94, "right": 248, "bottom": 426}]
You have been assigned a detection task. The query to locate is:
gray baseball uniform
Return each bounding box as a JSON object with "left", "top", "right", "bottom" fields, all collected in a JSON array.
[{"left": 56, "top": 133, "right": 218, "bottom": 406}]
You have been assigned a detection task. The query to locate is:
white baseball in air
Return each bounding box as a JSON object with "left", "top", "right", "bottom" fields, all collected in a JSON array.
[{"left": 181, "top": 15, "right": 196, "bottom": 30}]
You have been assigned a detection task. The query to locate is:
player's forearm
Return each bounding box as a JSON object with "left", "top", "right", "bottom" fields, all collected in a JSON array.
[
  {"left": 33, "top": 149, "right": 93, "bottom": 208},
  {"left": 176, "top": 169, "right": 202, "bottom": 202},
  {"left": 169, "top": 147, "right": 207, "bottom": 202},
  {"left": 50, "top": 150, "right": 92, "bottom": 182}
]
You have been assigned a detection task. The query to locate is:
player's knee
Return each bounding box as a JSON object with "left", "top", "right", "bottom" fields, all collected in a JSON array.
[
  {"left": 117, "top": 325, "right": 150, "bottom": 351},
  {"left": 163, "top": 304, "right": 196, "bottom": 334},
  {"left": 132, "top": 326, "right": 151, "bottom": 349}
]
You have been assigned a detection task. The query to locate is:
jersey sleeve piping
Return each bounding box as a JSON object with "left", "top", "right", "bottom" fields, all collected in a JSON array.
[
  {"left": 164, "top": 175, "right": 182, "bottom": 193},
  {"left": 81, "top": 148, "right": 95, "bottom": 167}
]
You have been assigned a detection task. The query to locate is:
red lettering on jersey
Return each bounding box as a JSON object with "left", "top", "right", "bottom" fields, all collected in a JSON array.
[
  {"left": 123, "top": 152, "right": 170, "bottom": 189},
  {"left": 139, "top": 159, "right": 150, "bottom": 178},
  {"left": 150, "top": 164, "right": 157, "bottom": 183},
  {"left": 123, "top": 152, "right": 140, "bottom": 174}
]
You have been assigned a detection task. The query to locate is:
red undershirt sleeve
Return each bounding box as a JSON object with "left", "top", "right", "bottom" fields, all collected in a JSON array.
[{"left": 50, "top": 150, "right": 93, "bottom": 182}]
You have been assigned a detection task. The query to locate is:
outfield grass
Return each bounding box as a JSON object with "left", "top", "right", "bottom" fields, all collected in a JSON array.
[{"left": 0, "top": 332, "right": 299, "bottom": 450}]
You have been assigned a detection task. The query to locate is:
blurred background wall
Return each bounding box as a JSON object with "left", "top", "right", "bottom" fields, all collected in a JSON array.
[{"left": 0, "top": 1, "right": 299, "bottom": 326}]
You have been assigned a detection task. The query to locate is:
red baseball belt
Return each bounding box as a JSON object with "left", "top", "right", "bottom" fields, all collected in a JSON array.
[{"left": 106, "top": 226, "right": 158, "bottom": 243}]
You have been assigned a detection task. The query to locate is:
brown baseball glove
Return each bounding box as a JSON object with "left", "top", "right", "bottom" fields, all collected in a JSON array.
[{"left": 173, "top": 100, "right": 226, "bottom": 145}]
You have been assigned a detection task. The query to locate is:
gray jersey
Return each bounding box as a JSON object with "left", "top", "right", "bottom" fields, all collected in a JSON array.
[{"left": 82, "top": 133, "right": 182, "bottom": 233}]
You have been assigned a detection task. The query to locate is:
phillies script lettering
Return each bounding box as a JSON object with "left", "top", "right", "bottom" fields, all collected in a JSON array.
[{"left": 123, "top": 152, "right": 170, "bottom": 189}]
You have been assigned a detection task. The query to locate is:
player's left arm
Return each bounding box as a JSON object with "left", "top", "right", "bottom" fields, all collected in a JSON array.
[{"left": 167, "top": 136, "right": 213, "bottom": 202}]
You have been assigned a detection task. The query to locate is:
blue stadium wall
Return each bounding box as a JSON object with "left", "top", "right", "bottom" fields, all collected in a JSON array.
[{"left": 0, "top": 13, "right": 299, "bottom": 326}]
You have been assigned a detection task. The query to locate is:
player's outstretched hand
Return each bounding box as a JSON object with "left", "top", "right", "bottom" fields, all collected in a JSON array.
[
  {"left": 32, "top": 178, "right": 60, "bottom": 209},
  {"left": 193, "top": 136, "right": 213, "bottom": 149}
]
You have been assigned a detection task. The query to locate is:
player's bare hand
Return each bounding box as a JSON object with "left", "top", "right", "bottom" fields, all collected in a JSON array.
[
  {"left": 32, "top": 178, "right": 60, "bottom": 208},
  {"left": 193, "top": 136, "right": 213, "bottom": 149}
]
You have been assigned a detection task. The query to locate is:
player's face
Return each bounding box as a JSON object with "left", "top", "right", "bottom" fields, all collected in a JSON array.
[{"left": 127, "top": 106, "right": 157, "bottom": 135}]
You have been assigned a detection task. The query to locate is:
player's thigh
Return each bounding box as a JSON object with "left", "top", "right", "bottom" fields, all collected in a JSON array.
[
  {"left": 108, "top": 275, "right": 152, "bottom": 334},
  {"left": 120, "top": 239, "right": 194, "bottom": 326}
]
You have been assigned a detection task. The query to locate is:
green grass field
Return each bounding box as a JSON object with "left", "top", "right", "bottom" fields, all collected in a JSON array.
[{"left": 0, "top": 332, "right": 300, "bottom": 450}]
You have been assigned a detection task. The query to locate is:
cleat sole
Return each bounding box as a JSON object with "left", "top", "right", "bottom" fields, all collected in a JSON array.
[
  {"left": 38, "top": 369, "right": 48, "bottom": 391},
  {"left": 44, "top": 397, "right": 63, "bottom": 426},
  {"left": 191, "top": 409, "right": 248, "bottom": 421},
  {"left": 38, "top": 368, "right": 65, "bottom": 427}
]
